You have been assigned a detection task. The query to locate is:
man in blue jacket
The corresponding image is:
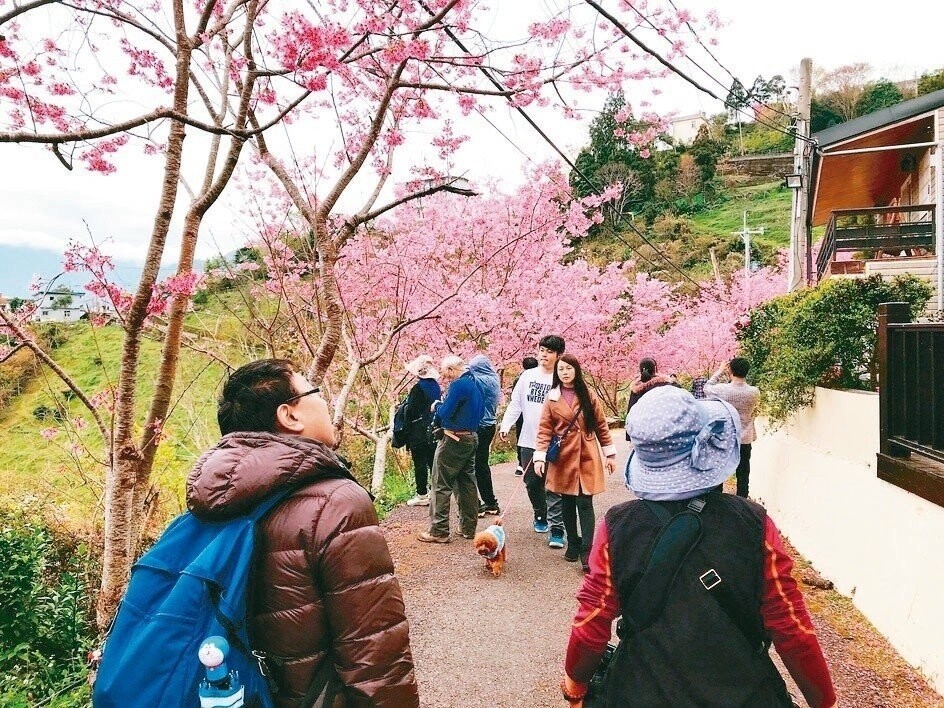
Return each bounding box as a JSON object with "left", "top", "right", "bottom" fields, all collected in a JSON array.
[
  {"left": 418, "top": 355, "right": 486, "bottom": 543},
  {"left": 468, "top": 354, "right": 502, "bottom": 516}
]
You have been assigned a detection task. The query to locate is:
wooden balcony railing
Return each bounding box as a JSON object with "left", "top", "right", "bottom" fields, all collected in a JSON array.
[
  {"left": 816, "top": 204, "right": 936, "bottom": 282},
  {"left": 876, "top": 302, "right": 944, "bottom": 507}
]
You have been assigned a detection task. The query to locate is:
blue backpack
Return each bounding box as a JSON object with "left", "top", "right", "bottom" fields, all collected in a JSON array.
[{"left": 93, "top": 484, "right": 335, "bottom": 707}]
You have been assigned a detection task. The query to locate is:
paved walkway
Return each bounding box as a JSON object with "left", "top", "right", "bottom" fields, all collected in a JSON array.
[{"left": 381, "top": 436, "right": 943, "bottom": 707}]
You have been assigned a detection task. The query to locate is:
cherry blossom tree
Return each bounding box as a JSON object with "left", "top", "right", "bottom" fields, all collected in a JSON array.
[{"left": 2, "top": 0, "right": 723, "bottom": 625}]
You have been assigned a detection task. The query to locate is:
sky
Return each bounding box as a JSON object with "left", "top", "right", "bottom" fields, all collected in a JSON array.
[{"left": 1, "top": 0, "right": 943, "bottom": 296}]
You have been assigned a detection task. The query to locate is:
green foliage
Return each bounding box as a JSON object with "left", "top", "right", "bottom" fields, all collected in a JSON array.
[
  {"left": 0, "top": 507, "right": 96, "bottom": 705},
  {"left": 810, "top": 99, "right": 844, "bottom": 133},
  {"left": 855, "top": 80, "right": 904, "bottom": 117},
  {"left": 739, "top": 122, "right": 794, "bottom": 154},
  {"left": 737, "top": 275, "right": 933, "bottom": 424},
  {"left": 726, "top": 75, "right": 787, "bottom": 114},
  {"left": 689, "top": 125, "right": 727, "bottom": 185},
  {"left": 571, "top": 91, "right": 732, "bottom": 241},
  {"left": 917, "top": 68, "right": 944, "bottom": 96}
]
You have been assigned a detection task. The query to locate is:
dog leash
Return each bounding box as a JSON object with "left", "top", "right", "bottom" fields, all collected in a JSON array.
[{"left": 494, "top": 456, "right": 534, "bottom": 526}]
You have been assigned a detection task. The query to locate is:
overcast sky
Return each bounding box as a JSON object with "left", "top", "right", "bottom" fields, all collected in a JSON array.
[{"left": 2, "top": 0, "right": 943, "bottom": 294}]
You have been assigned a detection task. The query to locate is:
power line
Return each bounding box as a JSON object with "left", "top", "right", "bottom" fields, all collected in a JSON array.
[
  {"left": 417, "top": 0, "right": 702, "bottom": 286},
  {"left": 469, "top": 106, "right": 670, "bottom": 275},
  {"left": 662, "top": 0, "right": 797, "bottom": 124},
  {"left": 582, "top": 0, "right": 813, "bottom": 146}
]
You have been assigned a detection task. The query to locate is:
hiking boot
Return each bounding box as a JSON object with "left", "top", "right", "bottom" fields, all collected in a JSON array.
[
  {"left": 406, "top": 493, "right": 430, "bottom": 506},
  {"left": 455, "top": 530, "right": 475, "bottom": 540},
  {"left": 533, "top": 519, "right": 549, "bottom": 534},
  {"left": 514, "top": 466, "right": 524, "bottom": 476},
  {"left": 417, "top": 531, "right": 451, "bottom": 544},
  {"left": 478, "top": 503, "right": 500, "bottom": 517},
  {"left": 548, "top": 528, "right": 565, "bottom": 549}
]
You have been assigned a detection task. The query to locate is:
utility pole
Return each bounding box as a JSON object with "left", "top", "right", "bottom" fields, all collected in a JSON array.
[
  {"left": 733, "top": 210, "right": 765, "bottom": 280},
  {"left": 788, "top": 58, "right": 813, "bottom": 290}
]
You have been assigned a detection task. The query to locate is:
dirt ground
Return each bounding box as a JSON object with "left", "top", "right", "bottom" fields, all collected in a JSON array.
[{"left": 382, "top": 437, "right": 944, "bottom": 707}]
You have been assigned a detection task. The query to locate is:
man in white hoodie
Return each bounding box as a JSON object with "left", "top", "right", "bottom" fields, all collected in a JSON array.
[{"left": 499, "top": 335, "right": 567, "bottom": 549}]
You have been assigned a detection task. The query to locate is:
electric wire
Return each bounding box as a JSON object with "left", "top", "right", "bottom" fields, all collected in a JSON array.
[
  {"left": 630, "top": 0, "right": 796, "bottom": 124},
  {"left": 416, "top": 1, "right": 704, "bottom": 286},
  {"left": 581, "top": 0, "right": 814, "bottom": 146},
  {"left": 662, "top": 0, "right": 797, "bottom": 123}
]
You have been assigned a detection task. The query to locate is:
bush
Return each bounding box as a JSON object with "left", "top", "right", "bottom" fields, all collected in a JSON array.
[
  {"left": 737, "top": 275, "right": 932, "bottom": 424},
  {"left": 0, "top": 507, "right": 97, "bottom": 705}
]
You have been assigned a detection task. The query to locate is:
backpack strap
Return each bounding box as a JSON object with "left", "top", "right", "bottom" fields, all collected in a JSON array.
[
  {"left": 299, "top": 657, "right": 341, "bottom": 708},
  {"left": 620, "top": 496, "right": 706, "bottom": 635}
]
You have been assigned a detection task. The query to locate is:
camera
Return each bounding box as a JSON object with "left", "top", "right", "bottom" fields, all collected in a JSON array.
[{"left": 584, "top": 642, "right": 617, "bottom": 708}]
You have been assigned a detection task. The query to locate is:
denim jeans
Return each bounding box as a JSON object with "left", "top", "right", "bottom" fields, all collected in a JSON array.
[
  {"left": 519, "top": 446, "right": 564, "bottom": 533},
  {"left": 429, "top": 432, "right": 479, "bottom": 537}
]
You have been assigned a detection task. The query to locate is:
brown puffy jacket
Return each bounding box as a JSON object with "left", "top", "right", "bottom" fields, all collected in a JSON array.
[{"left": 187, "top": 432, "right": 419, "bottom": 708}]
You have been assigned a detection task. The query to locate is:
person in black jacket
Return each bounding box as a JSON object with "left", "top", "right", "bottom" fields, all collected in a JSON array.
[{"left": 403, "top": 355, "right": 442, "bottom": 507}]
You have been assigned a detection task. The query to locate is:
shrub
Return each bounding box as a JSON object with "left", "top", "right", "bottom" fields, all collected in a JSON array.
[
  {"left": 0, "top": 507, "right": 97, "bottom": 705},
  {"left": 737, "top": 275, "right": 932, "bottom": 424}
]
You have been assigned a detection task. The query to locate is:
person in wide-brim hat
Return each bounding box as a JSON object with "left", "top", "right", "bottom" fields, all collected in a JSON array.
[
  {"left": 561, "top": 383, "right": 837, "bottom": 707},
  {"left": 404, "top": 354, "right": 439, "bottom": 380},
  {"left": 625, "top": 384, "right": 741, "bottom": 499}
]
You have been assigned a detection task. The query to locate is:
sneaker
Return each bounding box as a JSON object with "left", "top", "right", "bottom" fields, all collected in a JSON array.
[
  {"left": 533, "top": 519, "right": 549, "bottom": 534},
  {"left": 564, "top": 540, "right": 581, "bottom": 562},
  {"left": 455, "top": 531, "right": 475, "bottom": 540},
  {"left": 580, "top": 552, "right": 591, "bottom": 573},
  {"left": 406, "top": 493, "right": 430, "bottom": 507},
  {"left": 478, "top": 503, "right": 500, "bottom": 517},
  {"left": 548, "top": 528, "right": 565, "bottom": 549},
  {"left": 514, "top": 466, "right": 524, "bottom": 476},
  {"left": 417, "top": 531, "right": 451, "bottom": 544}
]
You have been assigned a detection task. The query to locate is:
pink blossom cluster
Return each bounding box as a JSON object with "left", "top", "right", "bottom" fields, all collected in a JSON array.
[{"left": 147, "top": 272, "right": 205, "bottom": 318}]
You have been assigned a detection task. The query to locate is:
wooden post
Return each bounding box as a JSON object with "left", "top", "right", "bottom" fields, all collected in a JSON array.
[{"left": 877, "top": 302, "right": 911, "bottom": 457}]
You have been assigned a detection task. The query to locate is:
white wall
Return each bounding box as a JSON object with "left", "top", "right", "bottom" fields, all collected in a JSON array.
[{"left": 751, "top": 387, "right": 944, "bottom": 695}]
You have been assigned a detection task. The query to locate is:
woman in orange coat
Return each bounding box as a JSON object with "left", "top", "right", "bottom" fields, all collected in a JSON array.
[{"left": 533, "top": 353, "right": 616, "bottom": 571}]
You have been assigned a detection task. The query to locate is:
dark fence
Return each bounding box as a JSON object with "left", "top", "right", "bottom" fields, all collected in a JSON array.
[{"left": 876, "top": 302, "right": 944, "bottom": 507}]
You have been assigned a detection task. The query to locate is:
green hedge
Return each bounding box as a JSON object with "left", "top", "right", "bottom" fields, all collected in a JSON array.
[
  {"left": 737, "top": 275, "right": 932, "bottom": 424},
  {"left": 0, "top": 507, "right": 96, "bottom": 706}
]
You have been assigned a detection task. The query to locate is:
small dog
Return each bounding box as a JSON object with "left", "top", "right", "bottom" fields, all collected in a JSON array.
[{"left": 473, "top": 521, "right": 507, "bottom": 577}]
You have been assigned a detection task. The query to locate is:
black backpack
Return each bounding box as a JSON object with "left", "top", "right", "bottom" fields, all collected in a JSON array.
[{"left": 391, "top": 398, "right": 411, "bottom": 449}]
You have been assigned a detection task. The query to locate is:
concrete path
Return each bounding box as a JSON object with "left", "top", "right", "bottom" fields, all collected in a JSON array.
[{"left": 381, "top": 436, "right": 943, "bottom": 707}]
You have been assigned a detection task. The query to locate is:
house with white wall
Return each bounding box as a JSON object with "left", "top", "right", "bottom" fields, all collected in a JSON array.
[{"left": 32, "top": 288, "right": 87, "bottom": 323}]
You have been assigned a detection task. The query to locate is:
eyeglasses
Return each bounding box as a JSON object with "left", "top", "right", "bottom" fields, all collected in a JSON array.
[{"left": 283, "top": 387, "right": 320, "bottom": 404}]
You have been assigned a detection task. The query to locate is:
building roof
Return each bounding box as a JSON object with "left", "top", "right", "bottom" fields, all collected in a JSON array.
[{"left": 813, "top": 88, "right": 944, "bottom": 148}]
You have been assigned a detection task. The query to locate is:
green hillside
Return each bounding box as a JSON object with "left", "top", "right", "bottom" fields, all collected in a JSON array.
[
  {"left": 689, "top": 181, "right": 793, "bottom": 257},
  {"left": 0, "top": 322, "right": 229, "bottom": 519},
  {"left": 579, "top": 180, "right": 793, "bottom": 279}
]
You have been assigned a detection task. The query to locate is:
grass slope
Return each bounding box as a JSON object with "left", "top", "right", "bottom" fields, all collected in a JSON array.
[
  {"left": 690, "top": 181, "right": 793, "bottom": 256},
  {"left": 0, "top": 323, "right": 228, "bottom": 519}
]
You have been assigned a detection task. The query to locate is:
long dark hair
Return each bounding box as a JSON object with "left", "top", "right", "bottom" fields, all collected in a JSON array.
[
  {"left": 552, "top": 353, "right": 598, "bottom": 434},
  {"left": 639, "top": 357, "right": 657, "bottom": 383}
]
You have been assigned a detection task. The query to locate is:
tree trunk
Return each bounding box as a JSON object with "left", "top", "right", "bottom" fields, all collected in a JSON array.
[
  {"left": 309, "top": 237, "right": 343, "bottom": 384},
  {"left": 97, "top": 36, "right": 193, "bottom": 631},
  {"left": 371, "top": 411, "right": 393, "bottom": 496}
]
